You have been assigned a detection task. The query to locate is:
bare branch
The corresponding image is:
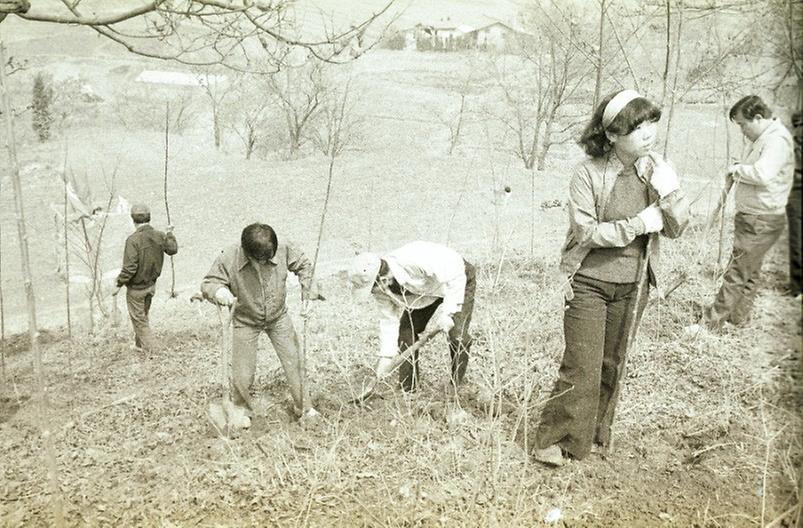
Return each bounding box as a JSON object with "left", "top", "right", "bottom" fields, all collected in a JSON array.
[
  {"left": 20, "top": 1, "right": 163, "bottom": 25},
  {"left": 11, "top": 0, "right": 397, "bottom": 70}
]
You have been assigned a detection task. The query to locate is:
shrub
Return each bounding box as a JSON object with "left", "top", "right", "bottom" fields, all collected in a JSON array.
[
  {"left": 32, "top": 72, "right": 54, "bottom": 142},
  {"left": 380, "top": 29, "right": 407, "bottom": 50}
]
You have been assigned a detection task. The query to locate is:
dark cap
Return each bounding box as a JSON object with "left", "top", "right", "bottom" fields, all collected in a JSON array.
[{"left": 130, "top": 203, "right": 150, "bottom": 215}]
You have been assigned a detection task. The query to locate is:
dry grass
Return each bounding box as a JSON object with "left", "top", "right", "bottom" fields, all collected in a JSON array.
[{"left": 0, "top": 210, "right": 800, "bottom": 526}]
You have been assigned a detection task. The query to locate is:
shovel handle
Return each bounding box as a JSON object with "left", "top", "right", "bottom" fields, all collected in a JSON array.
[
  {"left": 386, "top": 326, "right": 441, "bottom": 374},
  {"left": 214, "top": 300, "right": 254, "bottom": 411},
  {"left": 350, "top": 327, "right": 442, "bottom": 404},
  {"left": 111, "top": 293, "right": 121, "bottom": 327}
]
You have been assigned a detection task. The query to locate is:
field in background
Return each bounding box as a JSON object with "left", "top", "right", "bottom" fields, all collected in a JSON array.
[{"left": 0, "top": 48, "right": 742, "bottom": 334}]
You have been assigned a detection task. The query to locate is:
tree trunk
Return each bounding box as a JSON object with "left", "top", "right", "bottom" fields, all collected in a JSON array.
[
  {"left": 301, "top": 155, "right": 338, "bottom": 414},
  {"left": 79, "top": 217, "right": 97, "bottom": 331},
  {"left": 0, "top": 39, "right": 64, "bottom": 528},
  {"left": 661, "top": 0, "right": 671, "bottom": 105},
  {"left": 592, "top": 0, "right": 606, "bottom": 109},
  {"left": 448, "top": 94, "right": 466, "bottom": 155},
  {"left": 662, "top": 0, "right": 683, "bottom": 156},
  {"left": 212, "top": 107, "right": 220, "bottom": 148},
  {"left": 63, "top": 176, "right": 71, "bottom": 340},
  {"left": 530, "top": 166, "right": 535, "bottom": 257},
  {"left": 537, "top": 107, "right": 559, "bottom": 171},
  {"left": 246, "top": 123, "right": 255, "bottom": 160},
  {"left": 0, "top": 171, "right": 4, "bottom": 382},
  {"left": 88, "top": 292, "right": 95, "bottom": 333},
  {"left": 717, "top": 97, "right": 731, "bottom": 274},
  {"left": 289, "top": 127, "right": 301, "bottom": 158}
]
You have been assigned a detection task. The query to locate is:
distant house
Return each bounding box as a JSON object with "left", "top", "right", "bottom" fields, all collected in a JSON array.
[
  {"left": 404, "top": 18, "right": 526, "bottom": 53},
  {"left": 135, "top": 70, "right": 227, "bottom": 87},
  {"left": 465, "top": 22, "right": 521, "bottom": 51}
]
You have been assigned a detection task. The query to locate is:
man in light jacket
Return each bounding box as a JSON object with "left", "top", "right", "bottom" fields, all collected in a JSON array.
[
  {"left": 348, "top": 241, "right": 476, "bottom": 392},
  {"left": 707, "top": 95, "right": 795, "bottom": 328}
]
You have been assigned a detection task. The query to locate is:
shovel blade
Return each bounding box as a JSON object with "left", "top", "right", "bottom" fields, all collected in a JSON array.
[
  {"left": 207, "top": 402, "right": 229, "bottom": 437},
  {"left": 349, "top": 377, "right": 379, "bottom": 404}
]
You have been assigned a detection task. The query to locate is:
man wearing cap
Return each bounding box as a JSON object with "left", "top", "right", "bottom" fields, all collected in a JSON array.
[
  {"left": 200, "top": 223, "right": 322, "bottom": 422},
  {"left": 349, "top": 241, "right": 476, "bottom": 392},
  {"left": 112, "top": 203, "right": 178, "bottom": 352}
]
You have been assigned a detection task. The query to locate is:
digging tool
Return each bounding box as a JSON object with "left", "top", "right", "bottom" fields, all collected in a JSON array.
[
  {"left": 598, "top": 232, "right": 654, "bottom": 453},
  {"left": 350, "top": 326, "right": 442, "bottom": 404},
  {"left": 111, "top": 291, "right": 120, "bottom": 328},
  {"left": 190, "top": 294, "right": 252, "bottom": 436},
  {"left": 659, "top": 271, "right": 688, "bottom": 301}
]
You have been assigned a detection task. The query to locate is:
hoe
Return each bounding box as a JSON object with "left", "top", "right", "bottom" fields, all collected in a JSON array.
[{"left": 350, "top": 326, "right": 442, "bottom": 404}]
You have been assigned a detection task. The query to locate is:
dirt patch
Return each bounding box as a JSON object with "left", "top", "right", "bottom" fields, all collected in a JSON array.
[{"left": 1, "top": 328, "right": 65, "bottom": 357}]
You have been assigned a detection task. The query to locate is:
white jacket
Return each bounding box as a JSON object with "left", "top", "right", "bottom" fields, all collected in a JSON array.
[
  {"left": 372, "top": 241, "right": 466, "bottom": 358},
  {"left": 733, "top": 118, "right": 795, "bottom": 215}
]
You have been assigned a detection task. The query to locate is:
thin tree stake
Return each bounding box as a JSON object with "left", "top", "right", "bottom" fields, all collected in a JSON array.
[
  {"left": 717, "top": 98, "right": 732, "bottom": 275},
  {"left": 301, "top": 154, "right": 337, "bottom": 414},
  {"left": 62, "top": 148, "right": 72, "bottom": 342},
  {"left": 0, "top": 149, "right": 4, "bottom": 383},
  {"left": 301, "top": 83, "right": 352, "bottom": 416},
  {"left": 164, "top": 102, "right": 176, "bottom": 298},
  {"left": 0, "top": 39, "right": 64, "bottom": 528}
]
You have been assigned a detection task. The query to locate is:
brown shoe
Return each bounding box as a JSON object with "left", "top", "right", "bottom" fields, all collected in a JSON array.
[{"left": 532, "top": 445, "right": 566, "bottom": 467}]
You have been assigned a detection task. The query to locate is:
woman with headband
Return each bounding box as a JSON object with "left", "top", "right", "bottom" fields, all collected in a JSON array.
[{"left": 530, "top": 90, "right": 690, "bottom": 466}]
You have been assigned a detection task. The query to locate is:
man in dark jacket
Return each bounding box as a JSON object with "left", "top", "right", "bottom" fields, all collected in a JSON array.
[
  {"left": 787, "top": 110, "right": 802, "bottom": 297},
  {"left": 113, "top": 203, "right": 178, "bottom": 352}
]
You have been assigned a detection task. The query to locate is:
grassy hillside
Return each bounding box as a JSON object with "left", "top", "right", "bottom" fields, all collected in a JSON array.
[{"left": 0, "top": 227, "right": 800, "bottom": 526}]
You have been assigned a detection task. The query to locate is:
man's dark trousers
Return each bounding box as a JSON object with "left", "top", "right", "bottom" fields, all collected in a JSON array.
[{"left": 398, "top": 261, "right": 476, "bottom": 392}]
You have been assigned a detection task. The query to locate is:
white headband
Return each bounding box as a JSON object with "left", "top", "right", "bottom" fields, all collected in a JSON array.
[{"left": 602, "top": 89, "right": 642, "bottom": 129}]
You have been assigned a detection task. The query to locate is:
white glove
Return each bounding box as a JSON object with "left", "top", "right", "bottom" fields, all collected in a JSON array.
[
  {"left": 302, "top": 280, "right": 325, "bottom": 302},
  {"left": 431, "top": 311, "right": 454, "bottom": 333},
  {"left": 636, "top": 205, "right": 664, "bottom": 234},
  {"left": 375, "top": 356, "right": 395, "bottom": 379},
  {"left": 214, "top": 287, "right": 236, "bottom": 306},
  {"left": 649, "top": 156, "right": 680, "bottom": 198}
]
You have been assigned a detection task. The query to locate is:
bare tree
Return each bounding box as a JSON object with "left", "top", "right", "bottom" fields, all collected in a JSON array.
[
  {"left": 763, "top": 0, "right": 802, "bottom": 95},
  {"left": 223, "top": 75, "right": 272, "bottom": 159},
  {"left": 0, "top": 156, "right": 4, "bottom": 382},
  {"left": 662, "top": 0, "right": 684, "bottom": 155},
  {"left": 311, "top": 78, "right": 362, "bottom": 159},
  {"left": 661, "top": 0, "right": 672, "bottom": 105},
  {"left": 266, "top": 57, "right": 328, "bottom": 158},
  {"left": 197, "top": 68, "right": 231, "bottom": 148},
  {"left": 61, "top": 171, "right": 121, "bottom": 333},
  {"left": 487, "top": 8, "right": 592, "bottom": 170},
  {"left": 429, "top": 55, "right": 484, "bottom": 155}
]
